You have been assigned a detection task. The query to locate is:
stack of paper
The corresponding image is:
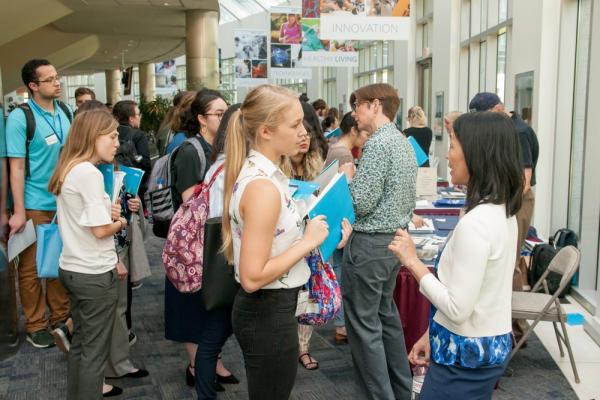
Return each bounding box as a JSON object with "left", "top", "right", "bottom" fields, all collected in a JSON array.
[{"left": 408, "top": 218, "right": 435, "bottom": 233}]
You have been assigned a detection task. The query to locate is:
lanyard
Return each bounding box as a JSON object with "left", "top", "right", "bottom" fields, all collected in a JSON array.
[{"left": 29, "top": 100, "right": 64, "bottom": 143}]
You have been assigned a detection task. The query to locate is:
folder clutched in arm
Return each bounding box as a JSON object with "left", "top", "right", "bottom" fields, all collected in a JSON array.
[{"left": 307, "top": 172, "right": 355, "bottom": 263}]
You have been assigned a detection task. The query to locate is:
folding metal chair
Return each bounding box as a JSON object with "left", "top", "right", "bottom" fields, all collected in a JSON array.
[{"left": 509, "top": 245, "right": 581, "bottom": 383}]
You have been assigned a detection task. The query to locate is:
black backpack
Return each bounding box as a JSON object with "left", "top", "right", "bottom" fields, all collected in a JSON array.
[
  {"left": 18, "top": 102, "right": 72, "bottom": 177},
  {"left": 116, "top": 125, "right": 142, "bottom": 168},
  {"left": 528, "top": 229, "right": 578, "bottom": 298}
]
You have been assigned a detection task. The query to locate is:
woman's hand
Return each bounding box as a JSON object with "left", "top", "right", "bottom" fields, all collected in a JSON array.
[
  {"left": 388, "top": 229, "right": 419, "bottom": 268},
  {"left": 304, "top": 215, "right": 329, "bottom": 248},
  {"left": 116, "top": 260, "right": 128, "bottom": 280},
  {"left": 339, "top": 162, "right": 356, "bottom": 181},
  {"left": 408, "top": 331, "right": 431, "bottom": 366},
  {"left": 111, "top": 203, "right": 122, "bottom": 221},
  {"left": 336, "top": 218, "right": 353, "bottom": 249},
  {"left": 412, "top": 213, "right": 425, "bottom": 228},
  {"left": 127, "top": 197, "right": 141, "bottom": 213}
]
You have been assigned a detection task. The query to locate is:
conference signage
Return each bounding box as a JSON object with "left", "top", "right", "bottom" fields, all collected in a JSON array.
[
  {"left": 301, "top": 0, "right": 359, "bottom": 67},
  {"left": 319, "top": 0, "right": 410, "bottom": 41}
]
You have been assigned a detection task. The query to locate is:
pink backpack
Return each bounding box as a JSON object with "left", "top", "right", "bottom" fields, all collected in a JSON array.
[{"left": 162, "top": 164, "right": 224, "bottom": 293}]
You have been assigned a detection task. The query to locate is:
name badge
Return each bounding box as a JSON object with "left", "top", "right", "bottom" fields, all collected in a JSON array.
[{"left": 45, "top": 134, "right": 59, "bottom": 146}]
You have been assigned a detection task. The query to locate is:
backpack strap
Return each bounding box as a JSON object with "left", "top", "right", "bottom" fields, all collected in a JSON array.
[
  {"left": 57, "top": 101, "right": 73, "bottom": 122},
  {"left": 17, "top": 104, "right": 36, "bottom": 178},
  {"left": 184, "top": 136, "right": 207, "bottom": 179}
]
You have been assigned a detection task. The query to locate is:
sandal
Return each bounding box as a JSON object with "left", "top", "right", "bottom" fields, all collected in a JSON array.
[{"left": 298, "top": 352, "right": 319, "bottom": 370}]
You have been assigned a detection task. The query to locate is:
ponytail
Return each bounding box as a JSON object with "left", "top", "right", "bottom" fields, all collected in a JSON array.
[{"left": 221, "top": 109, "right": 247, "bottom": 262}]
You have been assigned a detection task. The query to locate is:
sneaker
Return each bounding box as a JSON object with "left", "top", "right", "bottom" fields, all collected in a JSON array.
[
  {"left": 128, "top": 331, "right": 137, "bottom": 346},
  {"left": 52, "top": 324, "right": 72, "bottom": 353},
  {"left": 26, "top": 330, "right": 56, "bottom": 349},
  {"left": 131, "top": 281, "right": 143, "bottom": 290}
]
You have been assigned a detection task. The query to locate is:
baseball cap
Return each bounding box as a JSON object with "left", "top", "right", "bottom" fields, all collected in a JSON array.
[{"left": 469, "top": 92, "right": 502, "bottom": 112}]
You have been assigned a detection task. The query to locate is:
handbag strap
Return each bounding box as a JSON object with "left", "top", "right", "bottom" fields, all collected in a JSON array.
[
  {"left": 51, "top": 213, "right": 58, "bottom": 225},
  {"left": 206, "top": 163, "right": 225, "bottom": 190}
]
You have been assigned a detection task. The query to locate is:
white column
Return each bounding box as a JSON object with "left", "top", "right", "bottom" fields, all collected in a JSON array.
[
  {"left": 138, "top": 63, "right": 155, "bottom": 102},
  {"left": 185, "top": 9, "right": 219, "bottom": 90},
  {"left": 105, "top": 69, "right": 121, "bottom": 105}
]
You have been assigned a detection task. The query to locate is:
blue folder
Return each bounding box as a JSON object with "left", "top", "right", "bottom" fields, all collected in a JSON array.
[
  {"left": 407, "top": 136, "right": 429, "bottom": 167},
  {"left": 324, "top": 127, "right": 341, "bottom": 139},
  {"left": 119, "top": 165, "right": 145, "bottom": 196},
  {"left": 289, "top": 179, "right": 320, "bottom": 200},
  {"left": 308, "top": 173, "right": 355, "bottom": 262},
  {"left": 97, "top": 163, "right": 114, "bottom": 198}
]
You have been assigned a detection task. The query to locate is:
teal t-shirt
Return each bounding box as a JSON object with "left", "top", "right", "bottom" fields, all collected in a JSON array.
[
  {"left": 0, "top": 109, "right": 6, "bottom": 158},
  {"left": 6, "top": 99, "right": 72, "bottom": 211}
]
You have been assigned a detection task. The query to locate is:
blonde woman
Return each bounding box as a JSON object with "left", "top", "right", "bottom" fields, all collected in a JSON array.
[
  {"left": 404, "top": 105, "right": 432, "bottom": 167},
  {"left": 222, "top": 84, "right": 329, "bottom": 399},
  {"left": 48, "top": 109, "right": 125, "bottom": 400}
]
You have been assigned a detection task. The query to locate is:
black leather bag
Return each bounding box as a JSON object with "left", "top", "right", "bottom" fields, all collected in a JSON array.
[{"left": 201, "top": 217, "right": 240, "bottom": 310}]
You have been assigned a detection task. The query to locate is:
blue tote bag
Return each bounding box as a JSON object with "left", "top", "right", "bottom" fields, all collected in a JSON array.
[{"left": 36, "top": 214, "right": 62, "bottom": 279}]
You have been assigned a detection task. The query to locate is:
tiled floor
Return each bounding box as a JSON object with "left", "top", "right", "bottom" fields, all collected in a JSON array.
[{"left": 533, "top": 297, "right": 600, "bottom": 400}]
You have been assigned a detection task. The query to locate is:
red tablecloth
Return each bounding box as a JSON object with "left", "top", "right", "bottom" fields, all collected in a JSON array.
[{"left": 394, "top": 266, "right": 435, "bottom": 355}]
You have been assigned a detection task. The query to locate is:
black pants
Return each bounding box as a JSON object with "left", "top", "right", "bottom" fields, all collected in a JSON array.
[{"left": 232, "top": 287, "right": 300, "bottom": 400}]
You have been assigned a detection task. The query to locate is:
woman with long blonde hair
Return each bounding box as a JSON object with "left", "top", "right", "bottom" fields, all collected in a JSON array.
[
  {"left": 49, "top": 108, "right": 127, "bottom": 400},
  {"left": 221, "top": 84, "right": 329, "bottom": 399}
]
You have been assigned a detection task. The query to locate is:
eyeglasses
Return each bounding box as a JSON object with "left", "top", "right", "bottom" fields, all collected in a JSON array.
[
  {"left": 36, "top": 75, "right": 61, "bottom": 85},
  {"left": 351, "top": 98, "right": 383, "bottom": 112},
  {"left": 204, "top": 112, "right": 225, "bottom": 120}
]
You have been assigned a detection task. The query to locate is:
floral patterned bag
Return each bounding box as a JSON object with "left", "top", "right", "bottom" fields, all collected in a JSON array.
[
  {"left": 297, "top": 252, "right": 341, "bottom": 325},
  {"left": 161, "top": 164, "right": 224, "bottom": 293}
]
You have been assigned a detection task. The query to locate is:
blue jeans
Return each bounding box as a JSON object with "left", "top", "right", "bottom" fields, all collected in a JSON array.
[
  {"left": 332, "top": 249, "right": 345, "bottom": 327},
  {"left": 194, "top": 304, "right": 233, "bottom": 400}
]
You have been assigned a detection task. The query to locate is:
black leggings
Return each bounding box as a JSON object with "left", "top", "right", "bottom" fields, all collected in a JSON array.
[{"left": 232, "top": 287, "right": 300, "bottom": 400}]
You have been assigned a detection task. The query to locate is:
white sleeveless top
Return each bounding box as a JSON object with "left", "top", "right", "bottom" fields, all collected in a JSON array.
[{"left": 229, "top": 150, "right": 309, "bottom": 289}]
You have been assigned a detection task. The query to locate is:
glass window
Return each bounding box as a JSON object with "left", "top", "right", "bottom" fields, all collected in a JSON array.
[
  {"left": 219, "top": 58, "right": 237, "bottom": 104},
  {"left": 219, "top": 5, "right": 238, "bottom": 23},
  {"left": 422, "top": 22, "right": 429, "bottom": 51},
  {"left": 219, "top": 0, "right": 263, "bottom": 19},
  {"left": 65, "top": 74, "right": 96, "bottom": 108},
  {"left": 498, "top": 0, "right": 508, "bottom": 22},
  {"left": 496, "top": 30, "right": 507, "bottom": 101},
  {"left": 568, "top": 0, "right": 593, "bottom": 237},
  {"left": 514, "top": 72, "right": 533, "bottom": 125},
  {"left": 353, "top": 41, "right": 394, "bottom": 89},
  {"left": 479, "top": 41, "right": 487, "bottom": 91},
  {"left": 480, "top": 0, "right": 489, "bottom": 31}
]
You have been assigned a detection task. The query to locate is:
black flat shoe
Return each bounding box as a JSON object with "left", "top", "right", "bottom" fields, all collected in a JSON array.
[
  {"left": 215, "top": 382, "right": 225, "bottom": 392},
  {"left": 216, "top": 373, "right": 240, "bottom": 384},
  {"left": 122, "top": 369, "right": 149, "bottom": 378},
  {"left": 186, "top": 364, "right": 195, "bottom": 387},
  {"left": 102, "top": 386, "right": 123, "bottom": 397}
]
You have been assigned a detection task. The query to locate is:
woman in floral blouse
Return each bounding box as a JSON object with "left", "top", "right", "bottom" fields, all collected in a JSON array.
[
  {"left": 221, "top": 84, "right": 330, "bottom": 399},
  {"left": 389, "top": 111, "right": 524, "bottom": 399}
]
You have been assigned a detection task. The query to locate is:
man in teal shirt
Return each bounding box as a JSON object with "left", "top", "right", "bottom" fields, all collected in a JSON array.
[{"left": 6, "top": 59, "right": 72, "bottom": 349}]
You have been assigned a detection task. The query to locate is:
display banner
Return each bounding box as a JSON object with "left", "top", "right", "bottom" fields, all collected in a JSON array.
[
  {"left": 234, "top": 29, "right": 269, "bottom": 87},
  {"left": 155, "top": 60, "right": 178, "bottom": 96},
  {"left": 319, "top": 0, "right": 410, "bottom": 40},
  {"left": 269, "top": 6, "right": 312, "bottom": 80},
  {"left": 300, "top": 1, "right": 358, "bottom": 67}
]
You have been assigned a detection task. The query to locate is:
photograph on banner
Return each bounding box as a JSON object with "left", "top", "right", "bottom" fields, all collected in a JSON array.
[
  {"left": 320, "top": 0, "right": 366, "bottom": 15},
  {"left": 235, "top": 29, "right": 269, "bottom": 86},
  {"left": 155, "top": 60, "right": 178, "bottom": 96},
  {"left": 299, "top": 13, "right": 358, "bottom": 67},
  {"left": 269, "top": 6, "right": 312, "bottom": 79},
  {"left": 271, "top": 11, "right": 302, "bottom": 44},
  {"left": 320, "top": 0, "right": 410, "bottom": 40}
]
